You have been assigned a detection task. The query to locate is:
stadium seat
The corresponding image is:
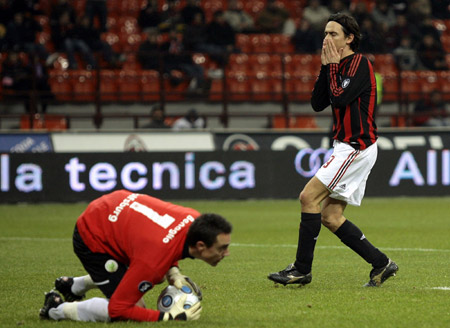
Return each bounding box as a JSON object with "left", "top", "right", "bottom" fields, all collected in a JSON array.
[
  {"left": 418, "top": 71, "right": 440, "bottom": 94},
  {"left": 236, "top": 34, "right": 251, "bottom": 53},
  {"left": 20, "top": 114, "right": 67, "bottom": 131},
  {"left": 209, "top": 79, "right": 224, "bottom": 101},
  {"left": 119, "top": 70, "right": 141, "bottom": 101},
  {"left": 286, "top": 72, "right": 315, "bottom": 102},
  {"left": 270, "top": 34, "right": 294, "bottom": 54},
  {"left": 228, "top": 53, "right": 250, "bottom": 73},
  {"left": 227, "top": 73, "right": 250, "bottom": 101},
  {"left": 373, "top": 54, "right": 399, "bottom": 75},
  {"left": 400, "top": 71, "right": 421, "bottom": 102},
  {"left": 438, "top": 71, "right": 450, "bottom": 101},
  {"left": 250, "top": 34, "right": 272, "bottom": 53},
  {"left": 272, "top": 114, "right": 318, "bottom": 129},
  {"left": 141, "top": 70, "right": 161, "bottom": 101},
  {"left": 72, "top": 70, "right": 96, "bottom": 102},
  {"left": 248, "top": 54, "right": 272, "bottom": 75},
  {"left": 49, "top": 71, "right": 73, "bottom": 101},
  {"left": 100, "top": 70, "right": 119, "bottom": 101},
  {"left": 381, "top": 72, "right": 400, "bottom": 102},
  {"left": 250, "top": 74, "right": 274, "bottom": 101}
]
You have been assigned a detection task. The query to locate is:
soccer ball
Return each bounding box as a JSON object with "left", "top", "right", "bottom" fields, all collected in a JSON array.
[{"left": 157, "top": 285, "right": 200, "bottom": 312}]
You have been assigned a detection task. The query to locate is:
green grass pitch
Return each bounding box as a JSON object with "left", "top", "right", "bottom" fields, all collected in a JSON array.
[{"left": 1, "top": 197, "right": 449, "bottom": 328}]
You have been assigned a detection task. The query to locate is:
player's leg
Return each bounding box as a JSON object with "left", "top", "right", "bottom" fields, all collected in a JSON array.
[
  {"left": 267, "top": 177, "right": 329, "bottom": 285},
  {"left": 54, "top": 275, "right": 97, "bottom": 301},
  {"left": 322, "top": 197, "right": 398, "bottom": 286},
  {"left": 40, "top": 291, "right": 109, "bottom": 322}
]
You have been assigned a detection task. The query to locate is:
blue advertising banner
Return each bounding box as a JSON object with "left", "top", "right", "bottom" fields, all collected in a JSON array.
[{"left": 0, "top": 134, "right": 53, "bottom": 153}]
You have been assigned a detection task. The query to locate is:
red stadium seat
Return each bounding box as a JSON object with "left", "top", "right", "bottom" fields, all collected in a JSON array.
[
  {"left": 381, "top": 72, "right": 400, "bottom": 102},
  {"left": 272, "top": 114, "right": 318, "bottom": 129},
  {"left": 72, "top": 70, "right": 96, "bottom": 102},
  {"left": 250, "top": 34, "right": 272, "bottom": 53},
  {"left": 100, "top": 70, "right": 119, "bottom": 101},
  {"left": 49, "top": 71, "right": 73, "bottom": 101},
  {"left": 270, "top": 34, "right": 294, "bottom": 54},
  {"left": 236, "top": 34, "right": 251, "bottom": 53},
  {"left": 119, "top": 70, "right": 141, "bottom": 101},
  {"left": 438, "top": 71, "right": 450, "bottom": 101},
  {"left": 228, "top": 73, "right": 250, "bottom": 101},
  {"left": 20, "top": 114, "right": 67, "bottom": 131},
  {"left": 141, "top": 70, "right": 161, "bottom": 101},
  {"left": 209, "top": 79, "right": 224, "bottom": 101},
  {"left": 418, "top": 71, "right": 440, "bottom": 94},
  {"left": 400, "top": 71, "right": 421, "bottom": 102}
]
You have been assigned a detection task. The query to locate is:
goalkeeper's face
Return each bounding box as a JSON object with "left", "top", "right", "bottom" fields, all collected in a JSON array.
[{"left": 198, "top": 233, "right": 231, "bottom": 267}]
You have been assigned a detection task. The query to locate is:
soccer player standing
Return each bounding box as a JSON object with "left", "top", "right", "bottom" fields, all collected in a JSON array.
[
  {"left": 268, "top": 13, "right": 398, "bottom": 287},
  {"left": 40, "top": 189, "right": 232, "bottom": 322}
]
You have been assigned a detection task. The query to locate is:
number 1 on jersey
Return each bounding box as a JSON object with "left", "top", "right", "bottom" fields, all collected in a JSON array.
[{"left": 130, "top": 202, "right": 175, "bottom": 229}]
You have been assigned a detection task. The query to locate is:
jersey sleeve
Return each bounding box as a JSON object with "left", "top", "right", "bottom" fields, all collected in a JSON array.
[
  {"left": 108, "top": 261, "right": 162, "bottom": 322},
  {"left": 326, "top": 55, "right": 371, "bottom": 108},
  {"left": 311, "top": 65, "right": 331, "bottom": 112}
]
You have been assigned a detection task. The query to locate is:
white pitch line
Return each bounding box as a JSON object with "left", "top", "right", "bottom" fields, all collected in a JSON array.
[
  {"left": 231, "top": 243, "right": 450, "bottom": 253},
  {"left": 430, "top": 287, "right": 450, "bottom": 291},
  {"left": 1, "top": 238, "right": 449, "bottom": 254}
]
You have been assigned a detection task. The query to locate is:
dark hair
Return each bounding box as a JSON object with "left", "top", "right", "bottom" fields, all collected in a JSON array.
[
  {"left": 328, "top": 13, "right": 361, "bottom": 51},
  {"left": 186, "top": 214, "right": 232, "bottom": 247}
]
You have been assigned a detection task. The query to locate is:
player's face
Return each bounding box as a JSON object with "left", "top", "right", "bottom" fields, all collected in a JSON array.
[
  {"left": 200, "top": 233, "right": 231, "bottom": 266},
  {"left": 324, "top": 21, "right": 353, "bottom": 51}
]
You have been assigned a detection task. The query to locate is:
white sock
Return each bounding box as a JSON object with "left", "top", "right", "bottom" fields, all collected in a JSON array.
[
  {"left": 72, "top": 275, "right": 96, "bottom": 296},
  {"left": 49, "top": 299, "right": 110, "bottom": 322}
]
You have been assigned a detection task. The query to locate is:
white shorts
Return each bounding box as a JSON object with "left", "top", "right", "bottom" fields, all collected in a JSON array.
[{"left": 315, "top": 140, "right": 378, "bottom": 206}]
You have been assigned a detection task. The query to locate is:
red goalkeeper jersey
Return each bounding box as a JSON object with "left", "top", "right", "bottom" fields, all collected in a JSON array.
[{"left": 76, "top": 190, "right": 200, "bottom": 322}]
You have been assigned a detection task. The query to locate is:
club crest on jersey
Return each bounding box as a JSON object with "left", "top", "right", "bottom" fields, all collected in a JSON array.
[
  {"left": 342, "top": 78, "right": 350, "bottom": 88},
  {"left": 138, "top": 281, "right": 153, "bottom": 293}
]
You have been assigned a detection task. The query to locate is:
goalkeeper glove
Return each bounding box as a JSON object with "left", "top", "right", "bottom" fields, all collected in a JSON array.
[
  {"left": 166, "top": 267, "right": 203, "bottom": 300},
  {"left": 161, "top": 294, "right": 202, "bottom": 321}
]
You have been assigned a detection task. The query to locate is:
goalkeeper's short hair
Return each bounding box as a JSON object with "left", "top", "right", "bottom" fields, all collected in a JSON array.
[{"left": 186, "top": 214, "right": 232, "bottom": 247}]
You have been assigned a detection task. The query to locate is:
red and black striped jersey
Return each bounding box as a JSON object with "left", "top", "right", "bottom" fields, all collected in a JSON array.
[{"left": 311, "top": 53, "right": 377, "bottom": 150}]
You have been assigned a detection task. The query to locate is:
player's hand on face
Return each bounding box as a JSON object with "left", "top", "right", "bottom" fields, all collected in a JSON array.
[
  {"left": 323, "top": 39, "right": 343, "bottom": 64},
  {"left": 166, "top": 267, "right": 203, "bottom": 300},
  {"left": 162, "top": 294, "right": 202, "bottom": 321}
]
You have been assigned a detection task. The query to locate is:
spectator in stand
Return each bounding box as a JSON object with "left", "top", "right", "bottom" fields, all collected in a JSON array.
[
  {"left": 205, "top": 11, "right": 238, "bottom": 61},
  {"left": 350, "top": 1, "right": 370, "bottom": 24},
  {"left": 74, "top": 15, "right": 125, "bottom": 68},
  {"left": 255, "top": 0, "right": 296, "bottom": 36},
  {"left": 4, "top": 11, "right": 50, "bottom": 63},
  {"left": 172, "top": 108, "right": 206, "bottom": 130},
  {"left": 0, "top": 0, "right": 12, "bottom": 51},
  {"left": 393, "top": 36, "right": 421, "bottom": 70},
  {"left": 180, "top": 0, "right": 205, "bottom": 26},
  {"left": 328, "top": 0, "right": 350, "bottom": 15},
  {"left": 143, "top": 103, "right": 171, "bottom": 129},
  {"left": 85, "top": 0, "right": 107, "bottom": 32},
  {"left": 138, "top": 0, "right": 162, "bottom": 33},
  {"left": 11, "top": 0, "right": 43, "bottom": 16},
  {"left": 50, "top": 0, "right": 77, "bottom": 30},
  {"left": 418, "top": 16, "right": 442, "bottom": 44},
  {"left": 27, "top": 54, "right": 54, "bottom": 113},
  {"left": 1, "top": 51, "right": 32, "bottom": 111},
  {"left": 413, "top": 90, "right": 449, "bottom": 127},
  {"left": 371, "top": 0, "right": 396, "bottom": 29},
  {"left": 407, "top": 0, "right": 432, "bottom": 23},
  {"left": 51, "top": 12, "right": 96, "bottom": 69},
  {"left": 161, "top": 28, "right": 207, "bottom": 94},
  {"left": 159, "top": 0, "right": 183, "bottom": 32},
  {"left": 385, "top": 14, "right": 420, "bottom": 52},
  {"left": 417, "top": 33, "right": 447, "bottom": 71},
  {"left": 291, "top": 19, "right": 322, "bottom": 53},
  {"left": 302, "top": 0, "right": 330, "bottom": 32},
  {"left": 224, "top": 0, "right": 256, "bottom": 34},
  {"left": 359, "top": 16, "right": 386, "bottom": 54},
  {"left": 431, "top": 0, "right": 450, "bottom": 19},
  {"left": 138, "top": 28, "right": 161, "bottom": 70}
]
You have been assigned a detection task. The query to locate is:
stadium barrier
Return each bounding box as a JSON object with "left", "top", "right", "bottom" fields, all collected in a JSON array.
[{"left": 1, "top": 129, "right": 449, "bottom": 202}]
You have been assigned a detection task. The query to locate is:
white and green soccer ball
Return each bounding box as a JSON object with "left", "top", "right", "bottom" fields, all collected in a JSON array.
[{"left": 157, "top": 285, "right": 200, "bottom": 312}]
